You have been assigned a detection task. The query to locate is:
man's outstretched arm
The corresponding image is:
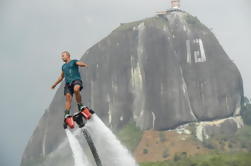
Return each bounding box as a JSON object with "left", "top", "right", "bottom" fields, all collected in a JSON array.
[
  {"left": 51, "top": 72, "right": 64, "bottom": 89},
  {"left": 76, "top": 61, "right": 88, "bottom": 67}
]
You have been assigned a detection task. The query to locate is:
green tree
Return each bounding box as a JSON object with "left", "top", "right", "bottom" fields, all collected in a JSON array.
[{"left": 241, "top": 97, "right": 251, "bottom": 125}]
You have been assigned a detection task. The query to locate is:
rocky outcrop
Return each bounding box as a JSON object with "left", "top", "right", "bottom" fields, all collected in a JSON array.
[
  {"left": 81, "top": 10, "right": 243, "bottom": 130},
  {"left": 195, "top": 116, "right": 244, "bottom": 142},
  {"left": 21, "top": 10, "right": 243, "bottom": 165}
]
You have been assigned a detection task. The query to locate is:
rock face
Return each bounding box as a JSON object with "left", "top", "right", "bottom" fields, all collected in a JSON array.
[
  {"left": 195, "top": 116, "right": 244, "bottom": 142},
  {"left": 21, "top": 10, "right": 243, "bottom": 165},
  {"left": 82, "top": 10, "right": 243, "bottom": 130}
]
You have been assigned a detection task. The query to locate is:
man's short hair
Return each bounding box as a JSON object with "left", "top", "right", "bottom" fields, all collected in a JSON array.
[{"left": 62, "top": 51, "right": 70, "bottom": 57}]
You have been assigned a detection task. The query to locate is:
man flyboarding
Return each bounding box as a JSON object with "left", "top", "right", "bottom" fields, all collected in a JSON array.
[
  {"left": 51, "top": 51, "right": 92, "bottom": 128},
  {"left": 50, "top": 51, "right": 102, "bottom": 166}
]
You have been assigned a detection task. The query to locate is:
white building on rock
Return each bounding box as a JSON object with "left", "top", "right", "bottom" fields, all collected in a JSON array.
[{"left": 171, "top": 0, "right": 181, "bottom": 9}]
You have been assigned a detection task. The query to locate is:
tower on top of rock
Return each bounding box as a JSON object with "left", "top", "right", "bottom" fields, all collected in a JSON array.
[
  {"left": 156, "top": 0, "right": 182, "bottom": 15},
  {"left": 171, "top": 0, "right": 181, "bottom": 9}
]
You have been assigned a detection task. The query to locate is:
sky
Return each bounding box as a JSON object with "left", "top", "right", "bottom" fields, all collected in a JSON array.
[{"left": 0, "top": 0, "right": 250, "bottom": 165}]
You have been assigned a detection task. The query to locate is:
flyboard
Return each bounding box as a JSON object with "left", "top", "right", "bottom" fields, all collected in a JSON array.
[{"left": 64, "top": 107, "right": 103, "bottom": 166}]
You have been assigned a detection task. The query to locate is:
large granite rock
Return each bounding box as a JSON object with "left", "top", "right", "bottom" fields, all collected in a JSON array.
[
  {"left": 21, "top": 10, "right": 243, "bottom": 165},
  {"left": 82, "top": 10, "right": 243, "bottom": 130}
]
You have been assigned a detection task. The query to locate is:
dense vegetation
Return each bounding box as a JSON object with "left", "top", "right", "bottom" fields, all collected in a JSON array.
[
  {"left": 241, "top": 97, "right": 251, "bottom": 125},
  {"left": 140, "top": 152, "right": 251, "bottom": 166},
  {"left": 116, "top": 121, "right": 143, "bottom": 152}
]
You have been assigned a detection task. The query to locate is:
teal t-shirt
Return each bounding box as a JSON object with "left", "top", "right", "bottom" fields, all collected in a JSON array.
[{"left": 62, "top": 59, "right": 81, "bottom": 84}]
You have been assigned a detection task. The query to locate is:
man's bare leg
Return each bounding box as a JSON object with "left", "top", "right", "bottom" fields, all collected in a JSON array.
[
  {"left": 65, "top": 93, "right": 72, "bottom": 116},
  {"left": 74, "top": 84, "right": 94, "bottom": 115},
  {"left": 74, "top": 84, "right": 85, "bottom": 112},
  {"left": 74, "top": 85, "right": 82, "bottom": 104}
]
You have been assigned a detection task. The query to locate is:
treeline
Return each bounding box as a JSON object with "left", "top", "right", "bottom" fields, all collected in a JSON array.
[
  {"left": 241, "top": 96, "right": 251, "bottom": 125},
  {"left": 140, "top": 152, "right": 251, "bottom": 166}
]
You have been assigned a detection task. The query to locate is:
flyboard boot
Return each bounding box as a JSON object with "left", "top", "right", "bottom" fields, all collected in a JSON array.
[
  {"left": 63, "top": 110, "right": 74, "bottom": 129},
  {"left": 78, "top": 104, "right": 95, "bottom": 120},
  {"left": 64, "top": 105, "right": 95, "bottom": 129}
]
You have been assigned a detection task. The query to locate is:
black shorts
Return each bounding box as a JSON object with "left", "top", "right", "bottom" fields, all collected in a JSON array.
[{"left": 64, "top": 80, "right": 83, "bottom": 96}]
